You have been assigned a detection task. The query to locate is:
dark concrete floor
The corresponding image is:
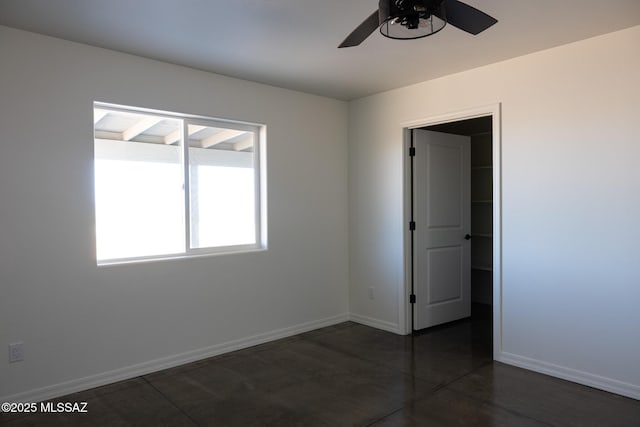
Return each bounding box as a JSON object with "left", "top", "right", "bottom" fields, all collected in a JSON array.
[{"left": 2, "top": 314, "right": 639, "bottom": 426}]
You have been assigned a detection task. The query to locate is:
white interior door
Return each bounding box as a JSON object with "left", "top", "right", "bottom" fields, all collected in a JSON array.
[{"left": 413, "top": 129, "right": 471, "bottom": 330}]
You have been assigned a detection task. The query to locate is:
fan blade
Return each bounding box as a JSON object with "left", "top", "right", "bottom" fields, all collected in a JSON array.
[
  {"left": 439, "top": 0, "right": 497, "bottom": 35},
  {"left": 338, "top": 10, "right": 380, "bottom": 48}
]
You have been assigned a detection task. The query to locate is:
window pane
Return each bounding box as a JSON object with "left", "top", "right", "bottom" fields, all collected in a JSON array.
[
  {"left": 187, "top": 124, "right": 256, "bottom": 249},
  {"left": 93, "top": 105, "right": 264, "bottom": 264},
  {"left": 94, "top": 112, "right": 184, "bottom": 261}
]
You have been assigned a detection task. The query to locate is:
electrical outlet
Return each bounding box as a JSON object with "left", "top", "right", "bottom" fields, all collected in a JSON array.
[
  {"left": 368, "top": 287, "right": 375, "bottom": 300},
  {"left": 9, "top": 342, "right": 24, "bottom": 363}
]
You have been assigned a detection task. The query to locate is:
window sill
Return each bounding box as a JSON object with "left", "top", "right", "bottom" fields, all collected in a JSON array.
[{"left": 97, "top": 246, "right": 268, "bottom": 267}]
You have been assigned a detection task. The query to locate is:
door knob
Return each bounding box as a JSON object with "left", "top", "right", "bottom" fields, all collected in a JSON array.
[{"left": 464, "top": 234, "right": 472, "bottom": 240}]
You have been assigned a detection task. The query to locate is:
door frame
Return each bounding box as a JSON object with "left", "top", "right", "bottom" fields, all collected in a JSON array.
[{"left": 401, "top": 103, "right": 502, "bottom": 360}]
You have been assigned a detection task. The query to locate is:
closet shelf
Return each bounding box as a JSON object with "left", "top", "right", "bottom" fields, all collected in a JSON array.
[
  {"left": 471, "top": 200, "right": 493, "bottom": 204},
  {"left": 471, "top": 165, "right": 493, "bottom": 170},
  {"left": 471, "top": 265, "right": 493, "bottom": 272}
]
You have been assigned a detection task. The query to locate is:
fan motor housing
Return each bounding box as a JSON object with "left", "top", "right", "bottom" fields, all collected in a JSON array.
[
  {"left": 379, "top": 0, "right": 446, "bottom": 25},
  {"left": 379, "top": 0, "right": 447, "bottom": 38}
]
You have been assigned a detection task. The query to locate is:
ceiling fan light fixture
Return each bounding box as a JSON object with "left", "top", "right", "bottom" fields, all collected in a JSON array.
[
  {"left": 380, "top": 14, "right": 446, "bottom": 40},
  {"left": 379, "top": 1, "right": 446, "bottom": 40},
  {"left": 338, "top": 0, "right": 497, "bottom": 48}
]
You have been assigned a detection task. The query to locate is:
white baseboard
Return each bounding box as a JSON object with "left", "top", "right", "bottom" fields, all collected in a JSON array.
[
  {"left": 2, "top": 313, "right": 350, "bottom": 404},
  {"left": 497, "top": 351, "right": 640, "bottom": 401},
  {"left": 9, "top": 315, "right": 637, "bottom": 404},
  {"left": 349, "top": 313, "right": 401, "bottom": 334}
]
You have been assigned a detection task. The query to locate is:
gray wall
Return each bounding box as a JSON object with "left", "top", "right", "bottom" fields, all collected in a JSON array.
[
  {"left": 348, "top": 26, "right": 640, "bottom": 399},
  {"left": 0, "top": 26, "right": 349, "bottom": 401}
]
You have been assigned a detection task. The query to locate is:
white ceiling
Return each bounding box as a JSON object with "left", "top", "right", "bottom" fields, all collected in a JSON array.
[{"left": 1, "top": 0, "right": 638, "bottom": 100}]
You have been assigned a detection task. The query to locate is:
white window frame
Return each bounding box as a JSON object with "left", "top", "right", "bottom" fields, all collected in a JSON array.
[{"left": 94, "top": 102, "right": 267, "bottom": 265}]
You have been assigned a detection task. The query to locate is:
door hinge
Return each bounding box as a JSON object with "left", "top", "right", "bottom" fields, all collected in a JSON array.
[
  {"left": 409, "top": 147, "right": 416, "bottom": 157},
  {"left": 409, "top": 294, "right": 416, "bottom": 304},
  {"left": 409, "top": 221, "right": 416, "bottom": 231}
]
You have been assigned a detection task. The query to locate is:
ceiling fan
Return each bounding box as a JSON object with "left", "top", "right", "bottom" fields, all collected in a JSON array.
[{"left": 339, "top": 0, "right": 497, "bottom": 48}]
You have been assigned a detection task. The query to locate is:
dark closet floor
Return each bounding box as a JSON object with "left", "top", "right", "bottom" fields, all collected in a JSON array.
[{"left": 2, "top": 314, "right": 639, "bottom": 426}]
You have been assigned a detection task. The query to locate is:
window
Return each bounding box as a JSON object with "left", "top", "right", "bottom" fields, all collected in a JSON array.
[{"left": 93, "top": 103, "right": 266, "bottom": 264}]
